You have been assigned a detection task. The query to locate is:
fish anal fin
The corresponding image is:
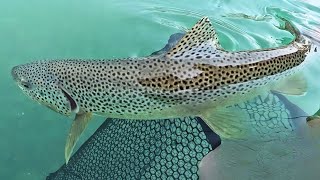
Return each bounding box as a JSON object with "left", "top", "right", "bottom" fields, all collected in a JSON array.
[
  {"left": 166, "top": 16, "right": 222, "bottom": 59},
  {"left": 65, "top": 112, "right": 93, "bottom": 164},
  {"left": 272, "top": 73, "right": 307, "bottom": 96},
  {"left": 200, "top": 107, "right": 251, "bottom": 139}
]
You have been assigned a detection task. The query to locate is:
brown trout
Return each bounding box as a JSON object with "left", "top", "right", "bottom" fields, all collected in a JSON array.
[{"left": 11, "top": 17, "right": 312, "bottom": 163}]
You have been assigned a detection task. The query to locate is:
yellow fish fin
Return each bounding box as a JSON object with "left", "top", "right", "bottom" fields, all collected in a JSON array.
[
  {"left": 65, "top": 112, "right": 93, "bottom": 164},
  {"left": 272, "top": 73, "right": 307, "bottom": 96},
  {"left": 200, "top": 107, "right": 252, "bottom": 139}
]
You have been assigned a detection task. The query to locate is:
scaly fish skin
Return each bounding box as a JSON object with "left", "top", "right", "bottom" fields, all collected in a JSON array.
[
  {"left": 11, "top": 17, "right": 312, "bottom": 163},
  {"left": 11, "top": 40, "right": 310, "bottom": 119}
]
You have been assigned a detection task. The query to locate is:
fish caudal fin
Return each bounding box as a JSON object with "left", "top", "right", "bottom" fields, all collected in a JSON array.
[
  {"left": 200, "top": 107, "right": 252, "bottom": 139},
  {"left": 275, "top": 15, "right": 302, "bottom": 42},
  {"left": 223, "top": 13, "right": 302, "bottom": 42},
  {"left": 272, "top": 73, "right": 307, "bottom": 96},
  {"left": 65, "top": 112, "right": 93, "bottom": 164},
  {"left": 166, "top": 16, "right": 223, "bottom": 59}
]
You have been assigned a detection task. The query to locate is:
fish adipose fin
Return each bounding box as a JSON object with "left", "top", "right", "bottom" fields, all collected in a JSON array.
[
  {"left": 200, "top": 107, "right": 252, "bottom": 139},
  {"left": 271, "top": 73, "right": 307, "bottom": 96},
  {"left": 166, "top": 16, "right": 223, "bottom": 59},
  {"left": 65, "top": 112, "right": 93, "bottom": 164}
]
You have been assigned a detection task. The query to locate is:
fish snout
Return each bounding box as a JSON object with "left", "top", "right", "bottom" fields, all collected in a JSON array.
[{"left": 11, "top": 66, "right": 19, "bottom": 81}]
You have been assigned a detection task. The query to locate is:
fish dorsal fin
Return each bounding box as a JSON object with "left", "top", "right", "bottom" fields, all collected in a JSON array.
[{"left": 166, "top": 17, "right": 222, "bottom": 59}]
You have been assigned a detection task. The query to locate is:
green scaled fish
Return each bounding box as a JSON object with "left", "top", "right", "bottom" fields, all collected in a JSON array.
[{"left": 12, "top": 17, "right": 312, "bottom": 163}]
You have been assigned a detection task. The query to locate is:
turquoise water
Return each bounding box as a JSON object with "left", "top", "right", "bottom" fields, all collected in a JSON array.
[{"left": 1, "top": 0, "right": 320, "bottom": 179}]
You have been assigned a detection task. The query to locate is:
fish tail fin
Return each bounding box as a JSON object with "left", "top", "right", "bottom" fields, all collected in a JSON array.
[
  {"left": 200, "top": 107, "right": 253, "bottom": 139},
  {"left": 223, "top": 13, "right": 309, "bottom": 45},
  {"left": 275, "top": 15, "right": 302, "bottom": 41},
  {"left": 275, "top": 16, "right": 313, "bottom": 56}
]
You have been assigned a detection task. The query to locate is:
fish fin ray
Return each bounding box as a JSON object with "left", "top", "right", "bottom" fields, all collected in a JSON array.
[
  {"left": 166, "top": 16, "right": 222, "bottom": 59},
  {"left": 272, "top": 73, "right": 307, "bottom": 96},
  {"left": 200, "top": 107, "right": 252, "bottom": 139},
  {"left": 65, "top": 112, "right": 93, "bottom": 164},
  {"left": 274, "top": 16, "right": 301, "bottom": 41}
]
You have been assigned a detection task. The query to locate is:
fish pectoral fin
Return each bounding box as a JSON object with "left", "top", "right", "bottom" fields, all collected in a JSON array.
[
  {"left": 165, "top": 16, "right": 223, "bottom": 59},
  {"left": 65, "top": 112, "right": 93, "bottom": 164},
  {"left": 200, "top": 107, "right": 252, "bottom": 139},
  {"left": 271, "top": 73, "right": 307, "bottom": 96}
]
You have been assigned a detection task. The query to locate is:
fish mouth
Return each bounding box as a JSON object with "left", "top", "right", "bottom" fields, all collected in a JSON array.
[
  {"left": 60, "top": 88, "right": 79, "bottom": 113},
  {"left": 11, "top": 66, "right": 19, "bottom": 81}
]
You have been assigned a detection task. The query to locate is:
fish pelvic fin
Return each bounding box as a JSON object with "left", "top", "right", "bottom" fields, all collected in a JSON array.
[
  {"left": 200, "top": 107, "right": 252, "bottom": 139},
  {"left": 65, "top": 112, "right": 93, "bottom": 164},
  {"left": 271, "top": 73, "right": 307, "bottom": 96},
  {"left": 165, "top": 16, "right": 223, "bottom": 59}
]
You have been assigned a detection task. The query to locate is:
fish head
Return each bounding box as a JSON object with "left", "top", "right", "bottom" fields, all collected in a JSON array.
[{"left": 11, "top": 61, "right": 78, "bottom": 116}]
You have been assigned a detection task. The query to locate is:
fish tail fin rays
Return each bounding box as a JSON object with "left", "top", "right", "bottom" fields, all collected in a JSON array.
[
  {"left": 165, "top": 16, "right": 223, "bottom": 59},
  {"left": 275, "top": 16, "right": 312, "bottom": 49},
  {"left": 271, "top": 73, "right": 308, "bottom": 96},
  {"left": 223, "top": 13, "right": 310, "bottom": 46},
  {"left": 200, "top": 107, "right": 253, "bottom": 139},
  {"left": 220, "top": 13, "right": 301, "bottom": 39},
  {"left": 275, "top": 16, "right": 302, "bottom": 42},
  {"left": 65, "top": 112, "right": 93, "bottom": 164}
]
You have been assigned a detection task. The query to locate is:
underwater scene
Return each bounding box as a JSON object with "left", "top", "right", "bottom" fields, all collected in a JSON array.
[{"left": 1, "top": 0, "right": 320, "bottom": 179}]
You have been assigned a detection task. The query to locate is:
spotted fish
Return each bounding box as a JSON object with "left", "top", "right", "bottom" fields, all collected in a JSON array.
[{"left": 11, "top": 17, "right": 312, "bottom": 163}]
